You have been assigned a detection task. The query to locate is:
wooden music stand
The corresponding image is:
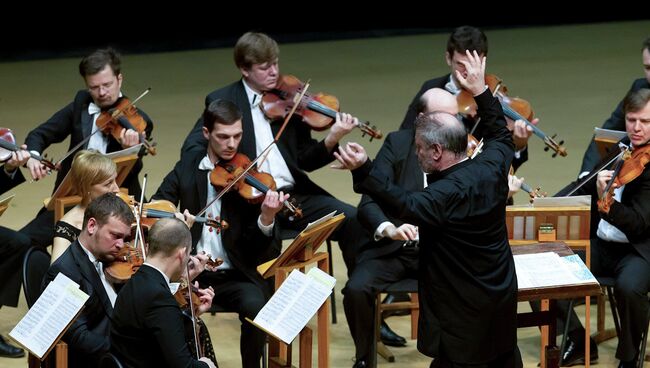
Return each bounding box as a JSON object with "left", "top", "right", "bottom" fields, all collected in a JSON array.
[
  {"left": 44, "top": 153, "right": 138, "bottom": 222},
  {"left": 257, "top": 213, "right": 345, "bottom": 368},
  {"left": 0, "top": 194, "right": 15, "bottom": 217},
  {"left": 593, "top": 127, "right": 626, "bottom": 160},
  {"left": 506, "top": 199, "right": 596, "bottom": 368}
]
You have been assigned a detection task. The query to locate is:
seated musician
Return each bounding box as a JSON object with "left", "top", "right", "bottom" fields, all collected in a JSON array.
[
  {"left": 343, "top": 87, "right": 459, "bottom": 368},
  {"left": 153, "top": 99, "right": 288, "bottom": 368},
  {"left": 399, "top": 25, "right": 536, "bottom": 173},
  {"left": 578, "top": 37, "right": 650, "bottom": 176},
  {"left": 180, "top": 31, "right": 368, "bottom": 272},
  {"left": 21, "top": 47, "right": 154, "bottom": 250},
  {"left": 0, "top": 144, "right": 30, "bottom": 358},
  {"left": 557, "top": 88, "right": 650, "bottom": 368},
  {"left": 51, "top": 150, "right": 120, "bottom": 263},
  {"left": 110, "top": 217, "right": 217, "bottom": 368}
]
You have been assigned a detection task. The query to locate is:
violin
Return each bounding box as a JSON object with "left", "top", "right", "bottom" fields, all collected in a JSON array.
[
  {"left": 456, "top": 74, "right": 567, "bottom": 158},
  {"left": 116, "top": 192, "right": 229, "bottom": 233},
  {"left": 96, "top": 92, "right": 157, "bottom": 156},
  {"left": 261, "top": 74, "right": 383, "bottom": 141},
  {"left": 104, "top": 242, "right": 145, "bottom": 284},
  {"left": 210, "top": 153, "right": 303, "bottom": 220},
  {"left": 0, "top": 127, "right": 58, "bottom": 171},
  {"left": 598, "top": 144, "right": 650, "bottom": 213}
]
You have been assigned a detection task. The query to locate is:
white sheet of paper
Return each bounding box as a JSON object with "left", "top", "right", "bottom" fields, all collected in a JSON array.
[
  {"left": 9, "top": 273, "right": 89, "bottom": 358},
  {"left": 253, "top": 268, "right": 335, "bottom": 344},
  {"left": 514, "top": 252, "right": 597, "bottom": 290}
]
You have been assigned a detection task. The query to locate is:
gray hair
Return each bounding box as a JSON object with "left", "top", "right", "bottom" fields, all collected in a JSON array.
[{"left": 414, "top": 111, "right": 467, "bottom": 156}]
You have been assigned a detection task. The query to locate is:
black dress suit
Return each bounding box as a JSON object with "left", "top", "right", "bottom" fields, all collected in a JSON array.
[
  {"left": 343, "top": 129, "right": 421, "bottom": 363},
  {"left": 558, "top": 154, "right": 650, "bottom": 361},
  {"left": 353, "top": 90, "right": 519, "bottom": 365},
  {"left": 21, "top": 90, "right": 153, "bottom": 249},
  {"left": 399, "top": 74, "right": 528, "bottom": 172},
  {"left": 111, "top": 265, "right": 208, "bottom": 368},
  {"left": 152, "top": 147, "right": 273, "bottom": 368},
  {"left": 181, "top": 80, "right": 368, "bottom": 271},
  {"left": 580, "top": 78, "right": 650, "bottom": 173},
  {"left": 42, "top": 241, "right": 114, "bottom": 368},
  {"left": 0, "top": 167, "right": 30, "bottom": 307}
]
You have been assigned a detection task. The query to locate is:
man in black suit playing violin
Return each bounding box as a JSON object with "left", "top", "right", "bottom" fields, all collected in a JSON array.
[
  {"left": 154, "top": 99, "right": 288, "bottom": 368},
  {"left": 21, "top": 47, "right": 154, "bottom": 249},
  {"left": 181, "top": 31, "right": 369, "bottom": 273},
  {"left": 400, "top": 25, "right": 538, "bottom": 172}
]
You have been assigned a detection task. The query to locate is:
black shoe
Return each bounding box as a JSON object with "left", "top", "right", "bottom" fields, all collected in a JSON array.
[
  {"left": 618, "top": 360, "right": 636, "bottom": 368},
  {"left": 352, "top": 358, "right": 368, "bottom": 368},
  {"left": 380, "top": 320, "right": 406, "bottom": 347},
  {"left": 560, "top": 337, "right": 598, "bottom": 366},
  {"left": 0, "top": 335, "right": 24, "bottom": 358},
  {"left": 381, "top": 293, "right": 411, "bottom": 318}
]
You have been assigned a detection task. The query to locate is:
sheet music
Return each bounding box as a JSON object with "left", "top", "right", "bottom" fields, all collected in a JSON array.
[
  {"left": 9, "top": 273, "right": 89, "bottom": 358},
  {"left": 253, "top": 268, "right": 335, "bottom": 344},
  {"left": 514, "top": 252, "right": 597, "bottom": 289},
  {"left": 594, "top": 127, "right": 626, "bottom": 142},
  {"left": 303, "top": 211, "right": 337, "bottom": 232}
]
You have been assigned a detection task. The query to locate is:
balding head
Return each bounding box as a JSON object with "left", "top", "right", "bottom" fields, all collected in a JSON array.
[{"left": 417, "top": 88, "right": 459, "bottom": 115}]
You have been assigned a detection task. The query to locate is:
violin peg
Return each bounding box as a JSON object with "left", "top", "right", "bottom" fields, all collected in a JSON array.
[
  {"left": 544, "top": 147, "right": 549, "bottom": 152},
  {"left": 559, "top": 140, "right": 565, "bottom": 145}
]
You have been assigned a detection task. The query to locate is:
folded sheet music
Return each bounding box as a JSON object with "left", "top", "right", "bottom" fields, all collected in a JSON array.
[{"left": 10, "top": 273, "right": 89, "bottom": 359}]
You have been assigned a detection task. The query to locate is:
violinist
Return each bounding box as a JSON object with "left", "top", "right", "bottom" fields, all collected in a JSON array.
[
  {"left": 110, "top": 218, "right": 217, "bottom": 368},
  {"left": 0, "top": 144, "right": 30, "bottom": 358},
  {"left": 21, "top": 47, "right": 154, "bottom": 249},
  {"left": 51, "top": 150, "right": 120, "bottom": 263},
  {"left": 555, "top": 89, "right": 650, "bottom": 368},
  {"left": 578, "top": 37, "right": 650, "bottom": 176},
  {"left": 42, "top": 193, "right": 136, "bottom": 368},
  {"left": 154, "top": 99, "right": 288, "bottom": 368},
  {"left": 400, "top": 25, "right": 535, "bottom": 173},
  {"left": 181, "top": 31, "right": 369, "bottom": 272}
]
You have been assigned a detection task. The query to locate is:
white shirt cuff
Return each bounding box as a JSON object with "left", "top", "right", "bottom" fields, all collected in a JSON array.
[
  {"left": 257, "top": 215, "right": 274, "bottom": 237},
  {"left": 578, "top": 171, "right": 590, "bottom": 180},
  {"left": 374, "top": 222, "right": 393, "bottom": 241}
]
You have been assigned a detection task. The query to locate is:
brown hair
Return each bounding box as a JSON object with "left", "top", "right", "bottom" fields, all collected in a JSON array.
[{"left": 234, "top": 32, "right": 279, "bottom": 70}]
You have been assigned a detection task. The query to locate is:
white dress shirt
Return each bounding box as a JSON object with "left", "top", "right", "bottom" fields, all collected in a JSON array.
[
  {"left": 79, "top": 240, "right": 118, "bottom": 307},
  {"left": 597, "top": 185, "right": 630, "bottom": 243}
]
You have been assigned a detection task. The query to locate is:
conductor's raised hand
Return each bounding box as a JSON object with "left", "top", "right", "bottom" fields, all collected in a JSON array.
[
  {"left": 333, "top": 142, "right": 367, "bottom": 170},
  {"left": 455, "top": 50, "right": 486, "bottom": 96}
]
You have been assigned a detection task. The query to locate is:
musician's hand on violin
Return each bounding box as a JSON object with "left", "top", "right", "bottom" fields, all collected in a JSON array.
[
  {"left": 511, "top": 118, "right": 537, "bottom": 151},
  {"left": 119, "top": 128, "right": 139, "bottom": 148},
  {"left": 508, "top": 174, "right": 524, "bottom": 199},
  {"left": 26, "top": 157, "right": 49, "bottom": 180},
  {"left": 5, "top": 144, "right": 30, "bottom": 172},
  {"left": 333, "top": 142, "right": 367, "bottom": 170},
  {"left": 596, "top": 170, "right": 616, "bottom": 198},
  {"left": 260, "top": 190, "right": 290, "bottom": 226},
  {"left": 195, "top": 282, "right": 215, "bottom": 316},
  {"left": 455, "top": 50, "right": 487, "bottom": 97},
  {"left": 187, "top": 253, "right": 208, "bottom": 281},
  {"left": 176, "top": 209, "right": 196, "bottom": 229},
  {"left": 384, "top": 223, "right": 419, "bottom": 241},
  {"left": 325, "top": 112, "right": 358, "bottom": 151}
]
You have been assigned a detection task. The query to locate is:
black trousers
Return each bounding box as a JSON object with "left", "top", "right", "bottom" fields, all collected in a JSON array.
[
  {"left": 0, "top": 226, "right": 31, "bottom": 307},
  {"left": 197, "top": 269, "right": 267, "bottom": 368},
  {"left": 278, "top": 192, "right": 369, "bottom": 275},
  {"left": 19, "top": 207, "right": 55, "bottom": 248},
  {"left": 342, "top": 246, "right": 418, "bottom": 363},
  {"left": 430, "top": 347, "right": 522, "bottom": 368}
]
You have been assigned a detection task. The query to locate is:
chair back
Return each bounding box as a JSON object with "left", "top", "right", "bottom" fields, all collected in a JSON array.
[{"left": 22, "top": 246, "right": 51, "bottom": 308}]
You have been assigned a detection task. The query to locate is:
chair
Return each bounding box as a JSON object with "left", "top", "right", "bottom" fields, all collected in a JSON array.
[
  {"left": 22, "top": 246, "right": 52, "bottom": 307},
  {"left": 373, "top": 278, "right": 419, "bottom": 366},
  {"left": 637, "top": 295, "right": 649, "bottom": 368},
  {"left": 278, "top": 228, "right": 337, "bottom": 323},
  {"left": 98, "top": 352, "right": 124, "bottom": 368}
]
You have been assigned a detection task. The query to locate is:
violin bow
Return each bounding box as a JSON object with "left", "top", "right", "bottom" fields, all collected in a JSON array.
[
  {"left": 196, "top": 81, "right": 311, "bottom": 217},
  {"left": 131, "top": 174, "right": 148, "bottom": 261},
  {"left": 185, "top": 266, "right": 201, "bottom": 359},
  {"left": 564, "top": 144, "right": 629, "bottom": 197},
  {"left": 54, "top": 88, "right": 152, "bottom": 166}
]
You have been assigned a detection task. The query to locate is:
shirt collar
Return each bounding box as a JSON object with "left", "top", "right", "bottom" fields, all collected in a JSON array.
[
  {"left": 444, "top": 75, "right": 461, "bottom": 95},
  {"left": 242, "top": 79, "right": 263, "bottom": 108},
  {"left": 142, "top": 263, "right": 173, "bottom": 291},
  {"left": 198, "top": 154, "right": 216, "bottom": 171},
  {"left": 78, "top": 239, "right": 98, "bottom": 264},
  {"left": 87, "top": 92, "right": 124, "bottom": 115}
]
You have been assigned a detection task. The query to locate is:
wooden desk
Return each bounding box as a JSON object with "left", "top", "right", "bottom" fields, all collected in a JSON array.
[{"left": 514, "top": 242, "right": 601, "bottom": 368}]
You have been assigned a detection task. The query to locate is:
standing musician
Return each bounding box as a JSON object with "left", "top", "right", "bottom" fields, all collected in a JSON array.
[
  {"left": 578, "top": 37, "right": 650, "bottom": 176},
  {"left": 153, "top": 99, "right": 288, "bottom": 368},
  {"left": 399, "top": 25, "right": 536, "bottom": 173},
  {"left": 0, "top": 145, "right": 30, "bottom": 358},
  {"left": 556, "top": 88, "right": 650, "bottom": 368},
  {"left": 342, "top": 87, "right": 459, "bottom": 368},
  {"left": 21, "top": 47, "right": 154, "bottom": 249},
  {"left": 110, "top": 218, "right": 217, "bottom": 368},
  {"left": 51, "top": 150, "right": 120, "bottom": 263},
  {"left": 335, "top": 52, "right": 522, "bottom": 368},
  {"left": 181, "top": 31, "right": 369, "bottom": 272}
]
